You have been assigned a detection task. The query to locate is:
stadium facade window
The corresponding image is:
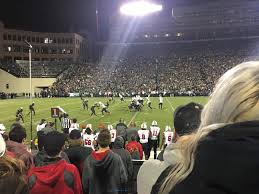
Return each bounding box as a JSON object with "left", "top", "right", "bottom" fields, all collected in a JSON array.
[
  {"left": 12, "top": 35, "right": 16, "bottom": 41},
  {"left": 62, "top": 38, "right": 65, "bottom": 44},
  {"left": 3, "top": 34, "right": 7, "bottom": 40},
  {"left": 69, "top": 38, "right": 72, "bottom": 44},
  {"left": 18, "top": 35, "right": 21, "bottom": 41},
  {"left": 57, "top": 38, "right": 61, "bottom": 44},
  {"left": 65, "top": 38, "right": 69, "bottom": 44},
  {"left": 8, "top": 34, "right": 11, "bottom": 40},
  {"left": 42, "top": 58, "right": 48, "bottom": 61},
  {"left": 23, "top": 57, "right": 29, "bottom": 60},
  {"left": 13, "top": 45, "right": 21, "bottom": 52},
  {"left": 36, "top": 37, "right": 39, "bottom": 43},
  {"left": 50, "top": 48, "right": 57, "bottom": 54},
  {"left": 40, "top": 38, "right": 44, "bottom": 43},
  {"left": 27, "top": 36, "right": 31, "bottom": 42},
  {"left": 22, "top": 36, "right": 26, "bottom": 41},
  {"left": 23, "top": 47, "right": 29, "bottom": 53},
  {"left": 41, "top": 47, "right": 48, "bottom": 54},
  {"left": 34, "top": 47, "right": 40, "bottom": 53},
  {"left": 53, "top": 38, "right": 56, "bottom": 43},
  {"left": 4, "top": 56, "right": 12, "bottom": 62},
  {"left": 32, "top": 37, "right": 35, "bottom": 42},
  {"left": 44, "top": 38, "right": 49, "bottom": 44},
  {"left": 33, "top": 58, "right": 40, "bottom": 61}
]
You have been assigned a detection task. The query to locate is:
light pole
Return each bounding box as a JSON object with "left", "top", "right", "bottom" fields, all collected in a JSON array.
[{"left": 25, "top": 40, "right": 33, "bottom": 148}]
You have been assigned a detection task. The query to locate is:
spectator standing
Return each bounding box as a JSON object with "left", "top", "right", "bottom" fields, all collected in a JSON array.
[
  {"left": 6, "top": 124, "right": 34, "bottom": 170},
  {"left": 125, "top": 135, "right": 143, "bottom": 160},
  {"left": 137, "top": 102, "right": 203, "bottom": 194},
  {"left": 155, "top": 62, "right": 259, "bottom": 194},
  {"left": 82, "top": 129, "right": 127, "bottom": 194},
  {"left": 27, "top": 131, "right": 83, "bottom": 194},
  {"left": 64, "top": 130, "right": 92, "bottom": 175}
]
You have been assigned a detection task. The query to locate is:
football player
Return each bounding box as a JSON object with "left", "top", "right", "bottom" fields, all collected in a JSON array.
[
  {"left": 149, "top": 120, "right": 160, "bottom": 159},
  {"left": 138, "top": 122, "right": 150, "bottom": 160}
]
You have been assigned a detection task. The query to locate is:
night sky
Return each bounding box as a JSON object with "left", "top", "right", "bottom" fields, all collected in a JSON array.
[{"left": 0, "top": 0, "right": 221, "bottom": 34}]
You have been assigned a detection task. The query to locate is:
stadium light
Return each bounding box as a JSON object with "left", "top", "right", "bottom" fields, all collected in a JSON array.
[{"left": 120, "top": 1, "right": 163, "bottom": 16}]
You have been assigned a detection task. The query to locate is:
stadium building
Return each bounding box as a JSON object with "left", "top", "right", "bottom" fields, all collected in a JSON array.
[{"left": 0, "top": 21, "right": 88, "bottom": 63}]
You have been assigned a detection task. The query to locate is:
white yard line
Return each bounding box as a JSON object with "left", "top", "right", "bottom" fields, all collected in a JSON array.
[
  {"left": 127, "top": 112, "right": 138, "bottom": 127},
  {"left": 166, "top": 97, "right": 175, "bottom": 111}
]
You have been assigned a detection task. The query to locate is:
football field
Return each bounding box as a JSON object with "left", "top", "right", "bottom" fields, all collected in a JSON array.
[{"left": 0, "top": 97, "right": 208, "bottom": 141}]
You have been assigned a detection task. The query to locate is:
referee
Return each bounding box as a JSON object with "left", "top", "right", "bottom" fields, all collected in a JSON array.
[{"left": 61, "top": 113, "right": 71, "bottom": 134}]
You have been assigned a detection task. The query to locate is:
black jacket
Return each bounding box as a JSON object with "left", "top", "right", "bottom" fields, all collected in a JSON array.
[
  {"left": 112, "top": 137, "right": 133, "bottom": 180},
  {"left": 64, "top": 145, "right": 92, "bottom": 175},
  {"left": 82, "top": 150, "right": 127, "bottom": 194},
  {"left": 152, "top": 121, "right": 259, "bottom": 194}
]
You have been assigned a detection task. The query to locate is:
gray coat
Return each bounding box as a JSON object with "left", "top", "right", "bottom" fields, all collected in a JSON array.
[{"left": 137, "top": 143, "right": 182, "bottom": 194}]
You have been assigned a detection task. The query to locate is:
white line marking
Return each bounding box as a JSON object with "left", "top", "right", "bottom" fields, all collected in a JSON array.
[
  {"left": 127, "top": 112, "right": 138, "bottom": 127},
  {"left": 166, "top": 97, "right": 175, "bottom": 111}
]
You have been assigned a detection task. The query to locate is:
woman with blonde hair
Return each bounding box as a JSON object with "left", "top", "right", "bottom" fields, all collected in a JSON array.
[{"left": 152, "top": 61, "right": 259, "bottom": 194}]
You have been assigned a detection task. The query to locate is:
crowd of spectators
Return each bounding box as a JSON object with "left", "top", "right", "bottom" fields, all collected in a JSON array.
[
  {"left": 0, "top": 60, "right": 71, "bottom": 78},
  {"left": 52, "top": 38, "right": 259, "bottom": 96}
]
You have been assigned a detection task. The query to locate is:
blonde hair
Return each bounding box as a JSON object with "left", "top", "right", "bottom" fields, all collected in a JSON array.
[{"left": 160, "top": 61, "right": 259, "bottom": 193}]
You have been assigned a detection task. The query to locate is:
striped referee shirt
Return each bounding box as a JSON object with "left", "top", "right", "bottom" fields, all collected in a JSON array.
[{"left": 61, "top": 118, "right": 71, "bottom": 129}]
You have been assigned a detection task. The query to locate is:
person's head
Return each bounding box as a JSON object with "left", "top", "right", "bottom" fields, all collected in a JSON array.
[
  {"left": 97, "top": 129, "right": 111, "bottom": 148},
  {"left": 72, "top": 118, "right": 77, "bottom": 123},
  {"left": 9, "top": 124, "right": 26, "bottom": 144},
  {"left": 68, "top": 129, "right": 82, "bottom": 146},
  {"left": 173, "top": 102, "right": 203, "bottom": 137},
  {"left": 114, "top": 136, "right": 125, "bottom": 149},
  {"left": 44, "top": 131, "right": 66, "bottom": 157},
  {"left": 85, "top": 127, "right": 92, "bottom": 135},
  {"left": 160, "top": 61, "right": 259, "bottom": 193},
  {"left": 47, "top": 122, "right": 54, "bottom": 128},
  {"left": 0, "top": 154, "right": 28, "bottom": 194},
  {"left": 39, "top": 119, "right": 46, "bottom": 125}
]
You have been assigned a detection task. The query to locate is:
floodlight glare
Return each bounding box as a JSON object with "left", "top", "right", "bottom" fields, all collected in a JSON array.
[{"left": 120, "top": 1, "right": 163, "bottom": 16}]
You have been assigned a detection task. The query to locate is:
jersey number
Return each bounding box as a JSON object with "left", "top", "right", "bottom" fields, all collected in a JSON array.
[
  {"left": 168, "top": 136, "right": 172, "bottom": 142},
  {"left": 153, "top": 131, "right": 158, "bottom": 136},
  {"left": 85, "top": 140, "right": 91, "bottom": 145}
]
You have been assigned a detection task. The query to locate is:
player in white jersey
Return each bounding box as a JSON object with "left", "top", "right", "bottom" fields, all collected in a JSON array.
[
  {"left": 69, "top": 118, "right": 80, "bottom": 134},
  {"left": 159, "top": 94, "right": 163, "bottom": 109},
  {"left": 82, "top": 127, "right": 95, "bottom": 150},
  {"left": 119, "top": 93, "right": 124, "bottom": 102},
  {"left": 162, "top": 126, "right": 174, "bottom": 149},
  {"left": 149, "top": 120, "right": 160, "bottom": 159},
  {"left": 138, "top": 122, "right": 150, "bottom": 160},
  {"left": 108, "top": 124, "right": 117, "bottom": 148}
]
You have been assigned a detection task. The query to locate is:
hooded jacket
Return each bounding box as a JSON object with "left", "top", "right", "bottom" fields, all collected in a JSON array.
[
  {"left": 152, "top": 121, "right": 259, "bottom": 194},
  {"left": 6, "top": 140, "right": 34, "bottom": 170},
  {"left": 125, "top": 141, "right": 143, "bottom": 160},
  {"left": 64, "top": 144, "right": 93, "bottom": 175},
  {"left": 27, "top": 158, "right": 83, "bottom": 194},
  {"left": 112, "top": 137, "right": 133, "bottom": 180},
  {"left": 82, "top": 150, "right": 128, "bottom": 194}
]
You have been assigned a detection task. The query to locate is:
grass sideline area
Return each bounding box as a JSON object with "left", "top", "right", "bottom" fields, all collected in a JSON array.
[{"left": 0, "top": 97, "right": 208, "bottom": 142}]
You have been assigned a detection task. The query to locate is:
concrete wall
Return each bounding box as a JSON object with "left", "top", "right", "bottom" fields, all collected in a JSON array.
[{"left": 0, "top": 69, "right": 56, "bottom": 94}]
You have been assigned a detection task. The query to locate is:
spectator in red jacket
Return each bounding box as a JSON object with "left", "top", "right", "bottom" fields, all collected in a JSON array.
[
  {"left": 27, "top": 131, "right": 82, "bottom": 194},
  {"left": 126, "top": 135, "right": 143, "bottom": 160}
]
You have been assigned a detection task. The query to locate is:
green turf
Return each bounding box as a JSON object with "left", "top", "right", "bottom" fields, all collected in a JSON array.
[{"left": 0, "top": 97, "right": 208, "bottom": 141}]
